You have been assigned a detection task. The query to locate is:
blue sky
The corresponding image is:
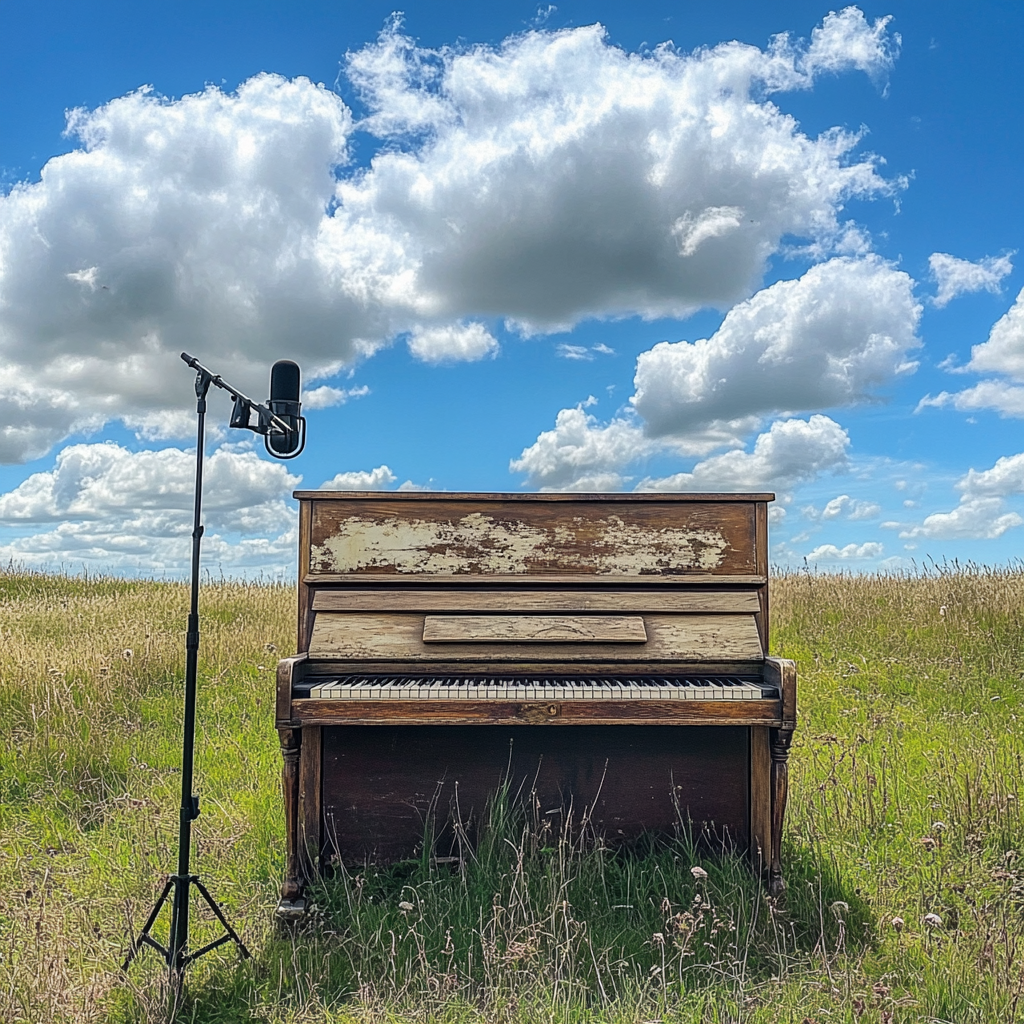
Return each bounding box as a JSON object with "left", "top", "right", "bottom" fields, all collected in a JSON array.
[{"left": 0, "top": 0, "right": 1022, "bottom": 575}]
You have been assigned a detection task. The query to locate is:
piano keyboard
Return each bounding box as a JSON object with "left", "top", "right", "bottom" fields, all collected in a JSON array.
[{"left": 304, "top": 675, "right": 777, "bottom": 701}]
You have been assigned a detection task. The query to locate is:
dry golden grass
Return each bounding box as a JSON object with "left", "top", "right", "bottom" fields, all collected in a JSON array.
[{"left": 0, "top": 565, "right": 1021, "bottom": 1023}]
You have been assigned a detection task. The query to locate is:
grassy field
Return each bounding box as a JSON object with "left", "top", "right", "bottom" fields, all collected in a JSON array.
[{"left": 1, "top": 565, "right": 1022, "bottom": 1023}]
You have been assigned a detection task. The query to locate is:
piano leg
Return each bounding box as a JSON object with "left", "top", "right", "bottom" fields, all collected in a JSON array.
[
  {"left": 768, "top": 727, "right": 794, "bottom": 897},
  {"left": 277, "top": 727, "right": 307, "bottom": 921}
]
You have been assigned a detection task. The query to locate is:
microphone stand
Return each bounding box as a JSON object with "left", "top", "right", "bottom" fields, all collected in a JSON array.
[{"left": 123, "top": 363, "right": 257, "bottom": 978}]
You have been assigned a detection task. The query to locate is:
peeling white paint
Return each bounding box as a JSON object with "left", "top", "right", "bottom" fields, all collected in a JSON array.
[{"left": 311, "top": 512, "right": 729, "bottom": 575}]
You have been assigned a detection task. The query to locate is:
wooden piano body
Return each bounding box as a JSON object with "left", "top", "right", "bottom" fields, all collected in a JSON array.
[{"left": 275, "top": 492, "right": 796, "bottom": 918}]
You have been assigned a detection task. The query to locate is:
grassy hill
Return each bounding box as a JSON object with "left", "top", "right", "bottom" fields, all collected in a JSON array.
[{"left": 1, "top": 566, "right": 1022, "bottom": 1023}]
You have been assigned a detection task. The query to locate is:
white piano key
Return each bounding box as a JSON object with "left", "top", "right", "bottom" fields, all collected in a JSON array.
[{"left": 302, "top": 674, "right": 779, "bottom": 701}]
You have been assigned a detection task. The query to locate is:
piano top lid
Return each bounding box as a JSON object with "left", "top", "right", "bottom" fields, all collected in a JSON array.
[{"left": 294, "top": 491, "right": 776, "bottom": 502}]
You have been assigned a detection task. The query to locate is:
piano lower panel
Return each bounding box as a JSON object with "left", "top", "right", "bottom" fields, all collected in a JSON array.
[
  {"left": 291, "top": 696, "right": 782, "bottom": 726},
  {"left": 320, "top": 724, "right": 754, "bottom": 866}
]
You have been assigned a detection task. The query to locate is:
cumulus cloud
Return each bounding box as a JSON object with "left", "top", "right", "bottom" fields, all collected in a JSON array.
[
  {"left": 509, "top": 404, "right": 647, "bottom": 491},
  {"left": 406, "top": 322, "right": 498, "bottom": 363},
  {"left": 806, "top": 494, "right": 882, "bottom": 520},
  {"left": 918, "top": 289, "right": 1024, "bottom": 420},
  {"left": 320, "top": 465, "right": 398, "bottom": 490},
  {"left": 636, "top": 415, "right": 849, "bottom": 495},
  {"left": 0, "top": 75, "right": 372, "bottom": 463},
  {"left": 956, "top": 453, "right": 1024, "bottom": 498},
  {"left": 0, "top": 9, "right": 900, "bottom": 462},
  {"left": 343, "top": 11, "right": 897, "bottom": 334},
  {"left": 917, "top": 380, "right": 1024, "bottom": 419},
  {"left": 303, "top": 384, "right": 370, "bottom": 410},
  {"left": 0, "top": 442, "right": 299, "bottom": 572},
  {"left": 806, "top": 541, "right": 884, "bottom": 561},
  {"left": 929, "top": 252, "right": 1014, "bottom": 308},
  {"left": 892, "top": 451, "right": 1024, "bottom": 540},
  {"left": 963, "top": 288, "right": 1024, "bottom": 379},
  {"left": 632, "top": 256, "right": 921, "bottom": 439},
  {"left": 895, "top": 499, "right": 1022, "bottom": 541},
  {"left": 513, "top": 254, "right": 918, "bottom": 492}
]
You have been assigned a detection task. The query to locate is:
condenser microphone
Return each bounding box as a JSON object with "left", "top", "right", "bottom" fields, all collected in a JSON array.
[{"left": 265, "top": 360, "right": 306, "bottom": 459}]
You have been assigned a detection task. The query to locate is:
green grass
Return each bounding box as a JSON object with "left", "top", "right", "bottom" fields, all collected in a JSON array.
[{"left": 1, "top": 565, "right": 1023, "bottom": 1022}]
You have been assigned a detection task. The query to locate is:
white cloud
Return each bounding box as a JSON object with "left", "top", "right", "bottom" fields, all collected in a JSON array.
[
  {"left": 319, "top": 465, "right": 398, "bottom": 490},
  {"left": 302, "top": 384, "right": 370, "bottom": 409},
  {"left": 636, "top": 415, "right": 849, "bottom": 495},
  {"left": 512, "top": 255, "right": 914, "bottom": 493},
  {"left": 917, "top": 380, "right": 1024, "bottom": 419},
  {"left": 896, "top": 498, "right": 1022, "bottom": 541},
  {"left": 800, "top": 7, "right": 898, "bottom": 78},
  {"left": 806, "top": 541, "right": 884, "bottom": 561},
  {"left": 820, "top": 494, "right": 882, "bottom": 520},
  {"left": 893, "top": 451, "right": 1024, "bottom": 541},
  {"left": 556, "top": 344, "right": 592, "bottom": 361},
  {"left": 632, "top": 256, "right": 921, "bottom": 439},
  {"left": 0, "top": 442, "right": 299, "bottom": 572},
  {"left": 964, "top": 288, "right": 1024, "bottom": 379},
  {"left": 956, "top": 452, "right": 1024, "bottom": 498},
  {"left": 509, "top": 405, "right": 647, "bottom": 491},
  {"left": 918, "top": 289, "right": 1024, "bottom": 420},
  {"left": 406, "top": 322, "right": 499, "bottom": 363},
  {"left": 0, "top": 11, "right": 900, "bottom": 463},
  {"left": 928, "top": 252, "right": 1013, "bottom": 308},
  {"left": 342, "top": 13, "right": 897, "bottom": 334}
]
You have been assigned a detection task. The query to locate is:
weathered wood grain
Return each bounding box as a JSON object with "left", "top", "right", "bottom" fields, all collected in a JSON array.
[
  {"left": 289, "top": 697, "right": 782, "bottom": 726},
  {"left": 750, "top": 726, "right": 771, "bottom": 871},
  {"left": 312, "top": 589, "right": 762, "bottom": 613},
  {"left": 301, "top": 658, "right": 768, "bottom": 677},
  {"left": 422, "top": 614, "right": 648, "bottom": 643},
  {"left": 307, "top": 498, "right": 758, "bottom": 578},
  {"left": 320, "top": 724, "right": 752, "bottom": 864},
  {"left": 305, "top": 573, "right": 768, "bottom": 587},
  {"left": 308, "top": 612, "right": 762, "bottom": 662},
  {"left": 276, "top": 652, "right": 307, "bottom": 724},
  {"left": 298, "top": 725, "right": 321, "bottom": 881},
  {"left": 764, "top": 657, "right": 797, "bottom": 728}
]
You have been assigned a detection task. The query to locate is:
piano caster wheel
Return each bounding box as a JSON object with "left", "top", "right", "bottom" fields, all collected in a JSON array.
[{"left": 276, "top": 897, "right": 307, "bottom": 923}]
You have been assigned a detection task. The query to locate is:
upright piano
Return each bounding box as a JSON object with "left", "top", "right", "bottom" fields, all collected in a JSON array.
[{"left": 275, "top": 492, "right": 797, "bottom": 918}]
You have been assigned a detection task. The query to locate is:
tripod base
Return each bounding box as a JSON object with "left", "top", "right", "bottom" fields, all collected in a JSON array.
[{"left": 123, "top": 873, "right": 250, "bottom": 974}]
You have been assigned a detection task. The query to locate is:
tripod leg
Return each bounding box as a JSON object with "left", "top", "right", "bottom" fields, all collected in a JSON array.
[
  {"left": 123, "top": 879, "right": 174, "bottom": 970},
  {"left": 192, "top": 877, "right": 251, "bottom": 958}
]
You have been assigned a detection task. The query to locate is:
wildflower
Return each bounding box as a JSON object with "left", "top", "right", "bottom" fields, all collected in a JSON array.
[
  {"left": 398, "top": 900, "right": 414, "bottom": 912},
  {"left": 919, "top": 836, "right": 936, "bottom": 851},
  {"left": 122, "top": 648, "right": 133, "bottom": 661},
  {"left": 651, "top": 932, "right": 665, "bottom": 946},
  {"left": 660, "top": 897, "right": 672, "bottom": 914},
  {"left": 890, "top": 916, "right": 904, "bottom": 932},
  {"left": 923, "top": 912, "right": 943, "bottom": 928},
  {"left": 690, "top": 865, "right": 708, "bottom": 881},
  {"left": 939, "top": 605, "right": 947, "bottom": 617}
]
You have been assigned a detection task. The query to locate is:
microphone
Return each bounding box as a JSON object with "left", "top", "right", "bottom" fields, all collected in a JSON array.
[{"left": 265, "top": 360, "right": 306, "bottom": 459}]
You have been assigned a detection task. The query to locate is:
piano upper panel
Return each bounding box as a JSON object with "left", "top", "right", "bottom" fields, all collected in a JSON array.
[{"left": 298, "top": 493, "right": 770, "bottom": 580}]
